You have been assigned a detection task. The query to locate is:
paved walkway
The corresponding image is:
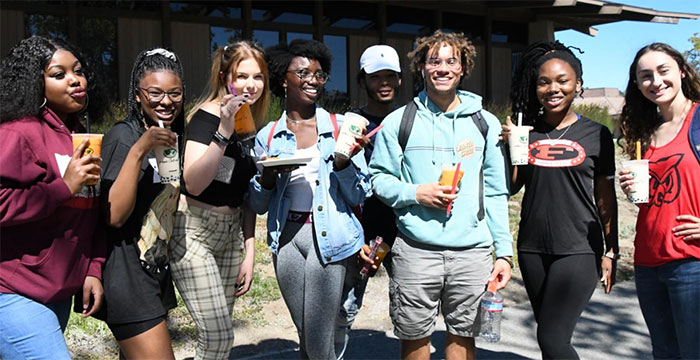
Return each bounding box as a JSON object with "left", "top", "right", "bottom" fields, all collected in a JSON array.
[{"left": 234, "top": 280, "right": 651, "bottom": 359}]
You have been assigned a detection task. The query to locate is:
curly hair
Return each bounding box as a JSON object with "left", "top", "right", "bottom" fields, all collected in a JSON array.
[
  {"left": 125, "top": 47, "right": 186, "bottom": 136},
  {"left": 265, "top": 39, "right": 333, "bottom": 98},
  {"left": 509, "top": 41, "right": 584, "bottom": 126},
  {"left": 407, "top": 30, "right": 476, "bottom": 90},
  {"left": 187, "top": 40, "right": 270, "bottom": 128},
  {"left": 620, "top": 42, "right": 700, "bottom": 159},
  {"left": 0, "top": 35, "right": 107, "bottom": 125}
]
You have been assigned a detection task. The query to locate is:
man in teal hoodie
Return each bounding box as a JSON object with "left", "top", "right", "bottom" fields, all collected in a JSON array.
[{"left": 369, "top": 30, "right": 513, "bottom": 360}]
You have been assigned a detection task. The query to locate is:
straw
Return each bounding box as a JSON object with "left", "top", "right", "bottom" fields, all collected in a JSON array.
[
  {"left": 635, "top": 141, "right": 641, "bottom": 160},
  {"left": 349, "top": 124, "right": 384, "bottom": 153},
  {"left": 228, "top": 83, "right": 236, "bottom": 96},
  {"left": 517, "top": 112, "right": 523, "bottom": 127},
  {"left": 446, "top": 161, "right": 461, "bottom": 215}
]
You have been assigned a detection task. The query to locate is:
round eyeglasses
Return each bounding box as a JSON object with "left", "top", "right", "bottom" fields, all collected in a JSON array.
[
  {"left": 287, "top": 69, "right": 329, "bottom": 84},
  {"left": 425, "top": 57, "right": 462, "bottom": 71},
  {"left": 139, "top": 87, "right": 183, "bottom": 103}
]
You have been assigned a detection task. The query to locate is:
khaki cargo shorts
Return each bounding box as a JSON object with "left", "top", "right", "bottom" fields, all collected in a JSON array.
[{"left": 389, "top": 234, "right": 492, "bottom": 340}]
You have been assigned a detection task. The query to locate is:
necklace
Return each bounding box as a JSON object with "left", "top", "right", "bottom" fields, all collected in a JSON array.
[
  {"left": 287, "top": 115, "right": 315, "bottom": 124},
  {"left": 545, "top": 116, "right": 578, "bottom": 140}
]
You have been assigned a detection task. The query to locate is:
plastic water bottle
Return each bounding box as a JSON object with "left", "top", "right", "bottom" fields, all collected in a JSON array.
[{"left": 479, "top": 281, "right": 503, "bottom": 342}]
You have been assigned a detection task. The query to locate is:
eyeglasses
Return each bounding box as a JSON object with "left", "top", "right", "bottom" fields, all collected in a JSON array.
[
  {"left": 139, "top": 87, "right": 183, "bottom": 103},
  {"left": 287, "top": 69, "right": 329, "bottom": 83},
  {"left": 425, "top": 57, "right": 461, "bottom": 70}
]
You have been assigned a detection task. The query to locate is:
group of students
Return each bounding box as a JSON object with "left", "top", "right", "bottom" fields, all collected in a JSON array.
[{"left": 0, "top": 28, "right": 698, "bottom": 360}]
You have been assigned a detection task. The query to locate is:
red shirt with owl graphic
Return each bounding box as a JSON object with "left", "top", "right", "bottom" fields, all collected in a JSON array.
[{"left": 635, "top": 103, "right": 700, "bottom": 267}]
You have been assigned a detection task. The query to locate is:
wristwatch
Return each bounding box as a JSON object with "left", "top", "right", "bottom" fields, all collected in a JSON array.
[
  {"left": 497, "top": 256, "right": 515, "bottom": 269},
  {"left": 213, "top": 131, "right": 232, "bottom": 147},
  {"left": 604, "top": 252, "right": 621, "bottom": 260}
]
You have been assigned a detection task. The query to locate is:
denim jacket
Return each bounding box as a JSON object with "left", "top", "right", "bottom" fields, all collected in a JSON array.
[{"left": 248, "top": 106, "right": 371, "bottom": 264}]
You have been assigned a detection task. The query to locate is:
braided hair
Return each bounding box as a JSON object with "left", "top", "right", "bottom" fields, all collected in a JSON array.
[
  {"left": 0, "top": 35, "right": 107, "bottom": 124},
  {"left": 125, "top": 47, "right": 186, "bottom": 136},
  {"left": 510, "top": 41, "right": 584, "bottom": 125},
  {"left": 265, "top": 39, "right": 333, "bottom": 98}
]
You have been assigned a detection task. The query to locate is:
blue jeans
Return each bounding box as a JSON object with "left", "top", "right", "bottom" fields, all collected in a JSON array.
[
  {"left": 0, "top": 293, "right": 72, "bottom": 360},
  {"left": 635, "top": 259, "right": 700, "bottom": 359}
]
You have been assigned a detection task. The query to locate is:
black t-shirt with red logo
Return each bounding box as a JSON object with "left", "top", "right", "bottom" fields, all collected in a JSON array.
[{"left": 517, "top": 116, "right": 615, "bottom": 257}]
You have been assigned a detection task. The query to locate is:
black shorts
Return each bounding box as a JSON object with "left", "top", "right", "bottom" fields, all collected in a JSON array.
[
  {"left": 98, "top": 240, "right": 177, "bottom": 332},
  {"left": 108, "top": 315, "right": 166, "bottom": 341}
]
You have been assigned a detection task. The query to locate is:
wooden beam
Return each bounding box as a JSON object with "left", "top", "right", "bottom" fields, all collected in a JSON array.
[
  {"left": 242, "top": 0, "right": 252, "bottom": 40},
  {"left": 67, "top": 1, "right": 77, "bottom": 43},
  {"left": 378, "top": 2, "right": 387, "bottom": 43},
  {"left": 483, "top": 11, "right": 492, "bottom": 104},
  {"left": 314, "top": 0, "right": 323, "bottom": 41},
  {"left": 161, "top": 0, "right": 171, "bottom": 47},
  {"left": 434, "top": 9, "right": 442, "bottom": 31}
]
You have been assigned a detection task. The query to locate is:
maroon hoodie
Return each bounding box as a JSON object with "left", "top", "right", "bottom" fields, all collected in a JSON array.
[{"left": 0, "top": 108, "right": 105, "bottom": 304}]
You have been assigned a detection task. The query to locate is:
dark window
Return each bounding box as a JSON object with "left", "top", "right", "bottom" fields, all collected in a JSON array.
[
  {"left": 273, "top": 12, "right": 312, "bottom": 25},
  {"left": 323, "top": 35, "right": 347, "bottom": 94},
  {"left": 78, "top": 18, "right": 118, "bottom": 100},
  {"left": 254, "top": 30, "right": 279, "bottom": 49},
  {"left": 288, "top": 32, "right": 313, "bottom": 43},
  {"left": 331, "top": 18, "right": 372, "bottom": 29},
  {"left": 211, "top": 26, "right": 243, "bottom": 52},
  {"left": 25, "top": 14, "right": 67, "bottom": 39}
]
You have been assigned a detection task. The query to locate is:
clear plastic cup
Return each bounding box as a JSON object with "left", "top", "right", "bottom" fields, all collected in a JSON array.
[
  {"left": 334, "top": 113, "right": 369, "bottom": 160},
  {"left": 621, "top": 160, "right": 649, "bottom": 203},
  {"left": 508, "top": 126, "right": 530, "bottom": 165},
  {"left": 154, "top": 135, "right": 180, "bottom": 183},
  {"left": 71, "top": 133, "right": 103, "bottom": 185}
]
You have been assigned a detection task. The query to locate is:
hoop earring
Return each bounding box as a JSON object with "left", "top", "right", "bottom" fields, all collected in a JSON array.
[{"left": 40, "top": 97, "right": 47, "bottom": 108}]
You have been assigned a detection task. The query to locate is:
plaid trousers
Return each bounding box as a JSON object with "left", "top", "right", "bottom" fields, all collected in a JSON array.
[{"left": 170, "top": 201, "right": 243, "bottom": 360}]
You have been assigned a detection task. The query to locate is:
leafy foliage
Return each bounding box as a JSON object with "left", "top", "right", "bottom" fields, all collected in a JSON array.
[{"left": 683, "top": 32, "right": 700, "bottom": 73}]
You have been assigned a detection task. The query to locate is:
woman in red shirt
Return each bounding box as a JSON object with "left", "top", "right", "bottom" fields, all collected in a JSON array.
[{"left": 619, "top": 42, "right": 700, "bottom": 360}]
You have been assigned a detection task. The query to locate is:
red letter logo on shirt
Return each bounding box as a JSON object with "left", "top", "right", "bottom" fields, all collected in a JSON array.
[{"left": 529, "top": 139, "right": 586, "bottom": 167}]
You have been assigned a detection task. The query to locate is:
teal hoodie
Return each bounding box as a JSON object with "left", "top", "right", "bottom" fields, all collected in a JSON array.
[{"left": 369, "top": 90, "right": 513, "bottom": 257}]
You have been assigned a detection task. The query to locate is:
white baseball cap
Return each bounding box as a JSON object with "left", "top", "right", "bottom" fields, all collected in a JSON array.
[{"left": 360, "top": 45, "right": 401, "bottom": 74}]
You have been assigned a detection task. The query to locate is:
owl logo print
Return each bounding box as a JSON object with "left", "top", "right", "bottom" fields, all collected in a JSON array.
[{"left": 649, "top": 153, "right": 683, "bottom": 207}]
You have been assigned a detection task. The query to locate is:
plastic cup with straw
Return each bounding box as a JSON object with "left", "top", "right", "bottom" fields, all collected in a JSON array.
[
  {"left": 622, "top": 140, "right": 649, "bottom": 203},
  {"left": 509, "top": 112, "right": 529, "bottom": 165},
  {"left": 154, "top": 120, "right": 180, "bottom": 183},
  {"left": 446, "top": 161, "right": 461, "bottom": 215},
  {"left": 348, "top": 124, "right": 383, "bottom": 153}
]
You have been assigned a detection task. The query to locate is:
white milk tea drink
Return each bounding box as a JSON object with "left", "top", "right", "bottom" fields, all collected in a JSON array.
[
  {"left": 508, "top": 126, "right": 530, "bottom": 165},
  {"left": 154, "top": 135, "right": 180, "bottom": 183},
  {"left": 334, "top": 112, "right": 369, "bottom": 160},
  {"left": 622, "top": 159, "right": 649, "bottom": 203}
]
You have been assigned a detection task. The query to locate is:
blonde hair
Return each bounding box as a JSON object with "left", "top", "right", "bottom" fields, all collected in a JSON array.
[
  {"left": 408, "top": 30, "right": 477, "bottom": 79},
  {"left": 187, "top": 41, "right": 270, "bottom": 129}
]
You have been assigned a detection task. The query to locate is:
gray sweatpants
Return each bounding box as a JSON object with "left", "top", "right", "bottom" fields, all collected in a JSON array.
[{"left": 274, "top": 222, "right": 347, "bottom": 360}]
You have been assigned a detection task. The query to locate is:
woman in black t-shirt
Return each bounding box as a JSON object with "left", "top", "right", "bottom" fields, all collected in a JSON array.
[
  {"left": 100, "top": 48, "right": 185, "bottom": 359},
  {"left": 502, "top": 41, "right": 619, "bottom": 359},
  {"left": 169, "top": 41, "right": 269, "bottom": 360}
]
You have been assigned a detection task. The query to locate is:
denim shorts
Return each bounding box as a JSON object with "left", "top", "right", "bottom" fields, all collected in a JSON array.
[{"left": 389, "top": 234, "right": 492, "bottom": 340}]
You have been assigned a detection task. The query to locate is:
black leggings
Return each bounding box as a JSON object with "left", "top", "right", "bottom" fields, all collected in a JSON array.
[{"left": 518, "top": 252, "right": 598, "bottom": 359}]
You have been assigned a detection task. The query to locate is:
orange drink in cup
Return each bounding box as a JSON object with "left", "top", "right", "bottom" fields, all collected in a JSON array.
[
  {"left": 71, "top": 133, "right": 103, "bottom": 185},
  {"left": 439, "top": 165, "right": 465, "bottom": 187},
  {"left": 234, "top": 103, "right": 256, "bottom": 141}
]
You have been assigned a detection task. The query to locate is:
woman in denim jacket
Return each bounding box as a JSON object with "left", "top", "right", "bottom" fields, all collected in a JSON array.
[{"left": 248, "top": 39, "right": 370, "bottom": 359}]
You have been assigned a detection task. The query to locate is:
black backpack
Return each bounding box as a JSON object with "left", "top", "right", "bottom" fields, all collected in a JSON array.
[{"left": 397, "top": 101, "right": 488, "bottom": 221}]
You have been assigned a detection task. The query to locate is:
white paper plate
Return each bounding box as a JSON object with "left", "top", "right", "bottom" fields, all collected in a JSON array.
[{"left": 256, "top": 156, "right": 313, "bottom": 168}]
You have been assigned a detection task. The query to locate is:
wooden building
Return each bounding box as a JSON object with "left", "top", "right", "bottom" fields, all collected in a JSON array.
[{"left": 1, "top": 0, "right": 697, "bottom": 108}]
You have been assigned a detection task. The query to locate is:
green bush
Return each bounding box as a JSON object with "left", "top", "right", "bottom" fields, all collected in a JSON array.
[{"left": 573, "top": 103, "right": 615, "bottom": 132}]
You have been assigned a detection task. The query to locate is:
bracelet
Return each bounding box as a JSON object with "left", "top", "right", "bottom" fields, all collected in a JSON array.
[
  {"left": 604, "top": 252, "right": 620, "bottom": 260},
  {"left": 497, "top": 256, "right": 515, "bottom": 269},
  {"left": 213, "top": 131, "right": 232, "bottom": 147}
]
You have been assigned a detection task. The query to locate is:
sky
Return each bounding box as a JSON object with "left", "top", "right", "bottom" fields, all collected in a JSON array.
[{"left": 555, "top": 0, "right": 700, "bottom": 92}]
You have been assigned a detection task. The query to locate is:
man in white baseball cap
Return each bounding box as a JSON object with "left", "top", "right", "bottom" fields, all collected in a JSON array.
[{"left": 335, "top": 44, "right": 403, "bottom": 359}]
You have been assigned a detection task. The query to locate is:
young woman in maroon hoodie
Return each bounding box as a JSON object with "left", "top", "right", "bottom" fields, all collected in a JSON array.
[{"left": 0, "top": 36, "right": 107, "bottom": 359}]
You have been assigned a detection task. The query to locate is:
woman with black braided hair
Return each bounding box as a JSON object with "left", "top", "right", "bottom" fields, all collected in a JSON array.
[
  {"left": 502, "top": 41, "right": 619, "bottom": 359},
  {"left": 99, "top": 48, "right": 186, "bottom": 359}
]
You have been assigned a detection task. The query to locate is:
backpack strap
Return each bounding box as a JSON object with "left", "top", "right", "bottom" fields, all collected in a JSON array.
[
  {"left": 471, "top": 111, "right": 487, "bottom": 221},
  {"left": 266, "top": 120, "right": 279, "bottom": 149},
  {"left": 398, "top": 101, "right": 418, "bottom": 152},
  {"left": 330, "top": 113, "right": 339, "bottom": 140},
  {"left": 690, "top": 104, "right": 700, "bottom": 164}
]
